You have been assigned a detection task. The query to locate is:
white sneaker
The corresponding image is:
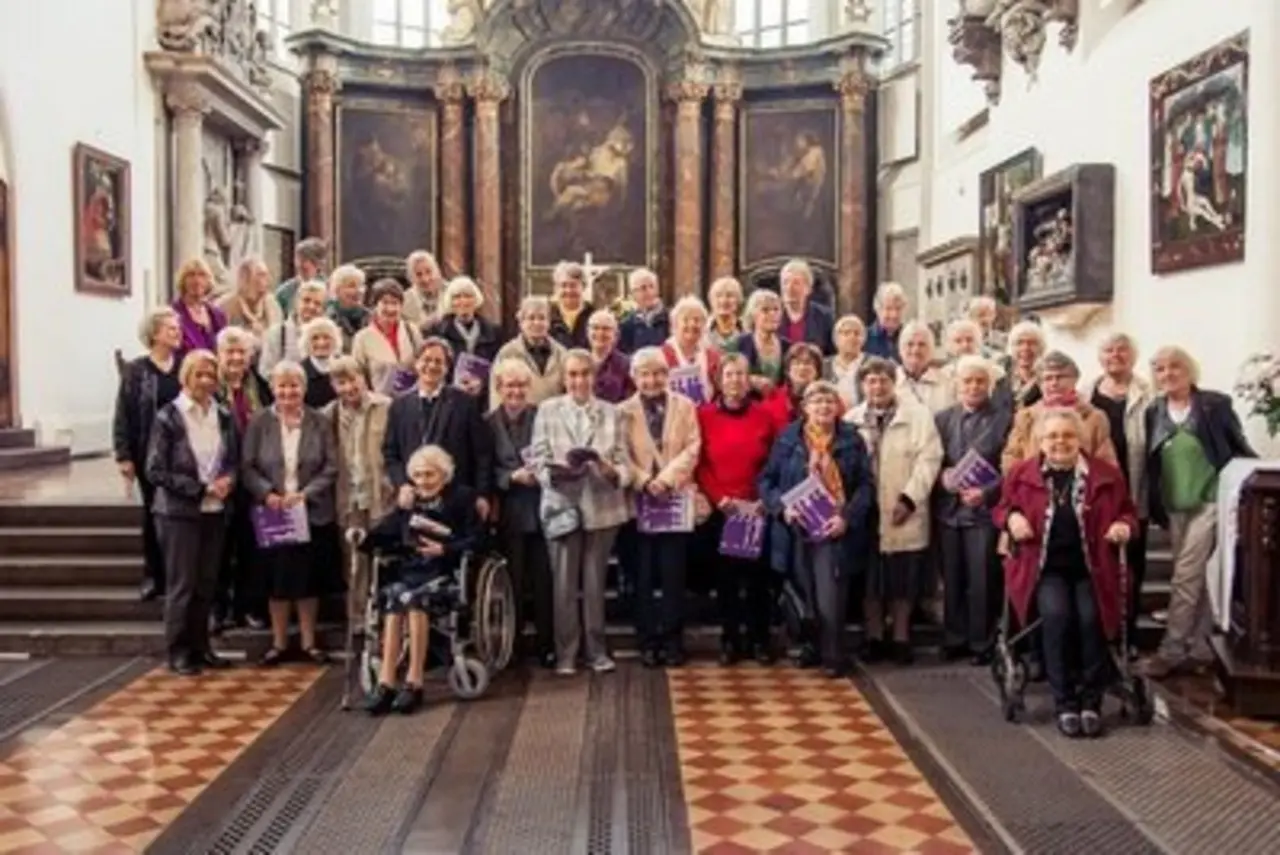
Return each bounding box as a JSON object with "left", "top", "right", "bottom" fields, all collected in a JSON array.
[
  {"left": 555, "top": 665, "right": 577, "bottom": 676},
  {"left": 589, "top": 656, "right": 616, "bottom": 673}
]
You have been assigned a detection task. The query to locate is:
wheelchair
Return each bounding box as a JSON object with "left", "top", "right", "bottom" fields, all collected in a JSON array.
[{"left": 341, "top": 527, "right": 518, "bottom": 709}]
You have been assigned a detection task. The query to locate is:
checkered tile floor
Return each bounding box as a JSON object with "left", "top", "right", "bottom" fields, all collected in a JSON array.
[
  {"left": 0, "top": 666, "right": 321, "bottom": 854},
  {"left": 668, "top": 665, "right": 975, "bottom": 854}
]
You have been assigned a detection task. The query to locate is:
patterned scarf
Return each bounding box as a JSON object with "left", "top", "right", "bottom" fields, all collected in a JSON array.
[
  {"left": 862, "top": 405, "right": 895, "bottom": 477},
  {"left": 1044, "top": 388, "right": 1079, "bottom": 408},
  {"left": 803, "top": 422, "right": 845, "bottom": 505},
  {"left": 221, "top": 376, "right": 263, "bottom": 434}
]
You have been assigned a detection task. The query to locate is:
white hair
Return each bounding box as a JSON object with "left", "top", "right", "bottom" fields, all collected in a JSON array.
[
  {"left": 587, "top": 308, "right": 617, "bottom": 329},
  {"left": 296, "top": 279, "right": 328, "bottom": 302},
  {"left": 562, "top": 347, "right": 596, "bottom": 374},
  {"left": 833, "top": 314, "right": 865, "bottom": 336},
  {"left": 407, "top": 444, "right": 455, "bottom": 482},
  {"left": 627, "top": 267, "right": 658, "bottom": 294},
  {"left": 299, "top": 317, "right": 342, "bottom": 356},
  {"left": 743, "top": 288, "right": 781, "bottom": 331},
  {"left": 329, "top": 264, "right": 366, "bottom": 296},
  {"left": 1006, "top": 320, "right": 1046, "bottom": 356},
  {"left": 1036, "top": 405, "right": 1085, "bottom": 437},
  {"left": 405, "top": 250, "right": 438, "bottom": 276},
  {"left": 780, "top": 258, "right": 814, "bottom": 289},
  {"left": 966, "top": 295, "right": 997, "bottom": 316},
  {"left": 1149, "top": 345, "right": 1201, "bottom": 384},
  {"left": 269, "top": 358, "right": 308, "bottom": 389},
  {"left": 707, "top": 276, "right": 743, "bottom": 305},
  {"left": 518, "top": 295, "right": 551, "bottom": 319},
  {"left": 898, "top": 320, "right": 936, "bottom": 358},
  {"left": 137, "top": 306, "right": 178, "bottom": 348},
  {"left": 944, "top": 318, "right": 984, "bottom": 356},
  {"left": 953, "top": 354, "right": 996, "bottom": 384},
  {"left": 216, "top": 325, "right": 258, "bottom": 353},
  {"left": 874, "top": 281, "right": 907, "bottom": 310},
  {"left": 1098, "top": 331, "right": 1138, "bottom": 355},
  {"left": 493, "top": 357, "right": 535, "bottom": 386},
  {"left": 670, "top": 295, "right": 709, "bottom": 327},
  {"left": 629, "top": 346, "right": 669, "bottom": 378},
  {"left": 442, "top": 275, "right": 484, "bottom": 312}
]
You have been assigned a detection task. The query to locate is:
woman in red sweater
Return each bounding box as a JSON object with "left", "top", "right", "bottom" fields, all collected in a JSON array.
[
  {"left": 759, "top": 342, "right": 827, "bottom": 430},
  {"left": 696, "top": 353, "right": 779, "bottom": 664}
]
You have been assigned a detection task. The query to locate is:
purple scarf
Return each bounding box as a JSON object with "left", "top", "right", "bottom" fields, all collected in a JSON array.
[{"left": 172, "top": 298, "right": 227, "bottom": 361}]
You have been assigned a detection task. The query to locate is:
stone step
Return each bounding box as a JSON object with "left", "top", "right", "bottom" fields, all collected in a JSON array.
[
  {"left": 0, "top": 446, "right": 71, "bottom": 471},
  {"left": 0, "top": 555, "right": 144, "bottom": 587},
  {"left": 0, "top": 428, "right": 35, "bottom": 449},
  {"left": 0, "top": 502, "right": 142, "bottom": 528},
  {"left": 0, "top": 587, "right": 161, "bottom": 623},
  {"left": 0, "top": 526, "right": 140, "bottom": 556}
]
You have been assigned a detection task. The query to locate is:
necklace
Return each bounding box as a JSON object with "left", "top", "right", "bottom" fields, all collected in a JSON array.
[{"left": 1050, "top": 472, "right": 1073, "bottom": 508}]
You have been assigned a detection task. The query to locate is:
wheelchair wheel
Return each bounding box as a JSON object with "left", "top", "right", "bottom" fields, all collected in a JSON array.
[
  {"left": 474, "top": 557, "right": 517, "bottom": 672},
  {"left": 448, "top": 656, "right": 490, "bottom": 701}
]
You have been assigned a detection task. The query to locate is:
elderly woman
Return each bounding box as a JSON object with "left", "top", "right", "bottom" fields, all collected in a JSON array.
[
  {"left": 1005, "top": 320, "right": 1047, "bottom": 410},
  {"left": 1002, "top": 351, "right": 1116, "bottom": 473},
  {"left": 778, "top": 258, "right": 835, "bottom": 355},
  {"left": 114, "top": 307, "right": 184, "bottom": 601},
  {"left": 996, "top": 408, "right": 1136, "bottom": 737},
  {"left": 736, "top": 289, "right": 787, "bottom": 394},
  {"left": 172, "top": 258, "right": 227, "bottom": 361},
  {"left": 488, "top": 358, "right": 554, "bottom": 666},
  {"left": 300, "top": 317, "right": 341, "bottom": 409},
  {"left": 1143, "top": 346, "right": 1254, "bottom": 679},
  {"left": 325, "top": 356, "right": 392, "bottom": 633},
  {"left": 697, "top": 353, "right": 778, "bottom": 664},
  {"left": 587, "top": 309, "right": 633, "bottom": 403},
  {"left": 213, "top": 326, "right": 271, "bottom": 631},
  {"left": 490, "top": 296, "right": 567, "bottom": 410},
  {"left": 217, "top": 257, "right": 282, "bottom": 339},
  {"left": 549, "top": 260, "right": 592, "bottom": 349},
  {"left": 662, "top": 296, "right": 721, "bottom": 404},
  {"left": 705, "top": 276, "right": 746, "bottom": 352},
  {"left": 529, "top": 349, "right": 633, "bottom": 675},
  {"left": 351, "top": 279, "right": 422, "bottom": 397},
  {"left": 825, "top": 315, "right": 868, "bottom": 409},
  {"left": 761, "top": 342, "right": 824, "bottom": 429},
  {"left": 327, "top": 263, "right": 370, "bottom": 348},
  {"left": 966, "top": 295, "right": 1006, "bottom": 355},
  {"left": 1089, "top": 332, "right": 1155, "bottom": 638},
  {"left": 846, "top": 357, "right": 943, "bottom": 664},
  {"left": 941, "top": 318, "right": 1007, "bottom": 389},
  {"left": 361, "top": 445, "right": 482, "bottom": 715},
  {"left": 618, "top": 267, "right": 669, "bottom": 354},
  {"left": 760, "top": 381, "right": 872, "bottom": 675},
  {"left": 402, "top": 249, "right": 443, "bottom": 329},
  {"left": 259, "top": 279, "right": 327, "bottom": 378},
  {"left": 426, "top": 275, "right": 502, "bottom": 393},
  {"left": 620, "top": 347, "right": 703, "bottom": 667},
  {"left": 897, "top": 321, "right": 954, "bottom": 414},
  {"left": 865, "top": 282, "right": 907, "bottom": 362},
  {"left": 145, "top": 349, "right": 238, "bottom": 675},
  {"left": 242, "top": 360, "right": 340, "bottom": 666},
  {"left": 934, "top": 356, "right": 1012, "bottom": 662},
  {"left": 274, "top": 236, "right": 327, "bottom": 316}
]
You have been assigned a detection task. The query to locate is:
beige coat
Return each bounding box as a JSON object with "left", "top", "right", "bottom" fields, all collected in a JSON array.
[
  {"left": 897, "top": 364, "right": 956, "bottom": 414},
  {"left": 324, "top": 392, "right": 393, "bottom": 524},
  {"left": 402, "top": 285, "right": 439, "bottom": 328},
  {"left": 617, "top": 392, "right": 702, "bottom": 491},
  {"left": 350, "top": 321, "right": 421, "bottom": 396},
  {"left": 1086, "top": 375, "right": 1154, "bottom": 516},
  {"left": 845, "top": 398, "right": 943, "bottom": 553},
  {"left": 530, "top": 395, "right": 633, "bottom": 534},
  {"left": 489, "top": 336, "right": 568, "bottom": 410},
  {"left": 216, "top": 292, "right": 283, "bottom": 341},
  {"left": 1001, "top": 398, "right": 1118, "bottom": 474}
]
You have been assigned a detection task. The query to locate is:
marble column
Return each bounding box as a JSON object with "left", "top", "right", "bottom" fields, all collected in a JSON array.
[
  {"left": 303, "top": 58, "right": 339, "bottom": 266},
  {"left": 166, "top": 82, "right": 209, "bottom": 268},
  {"left": 667, "top": 79, "right": 709, "bottom": 298},
  {"left": 709, "top": 77, "right": 742, "bottom": 282},
  {"left": 434, "top": 66, "right": 468, "bottom": 278},
  {"left": 468, "top": 71, "right": 509, "bottom": 323},
  {"left": 835, "top": 62, "right": 872, "bottom": 316}
]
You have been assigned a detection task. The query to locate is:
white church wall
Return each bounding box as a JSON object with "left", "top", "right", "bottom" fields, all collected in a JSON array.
[
  {"left": 0, "top": 0, "right": 161, "bottom": 453},
  {"left": 925, "top": 0, "right": 1278, "bottom": 422}
]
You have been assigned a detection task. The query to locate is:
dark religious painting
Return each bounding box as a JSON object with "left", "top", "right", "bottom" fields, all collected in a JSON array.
[
  {"left": 977, "top": 148, "right": 1041, "bottom": 306},
  {"left": 73, "top": 143, "right": 131, "bottom": 297},
  {"left": 0, "top": 178, "right": 11, "bottom": 426},
  {"left": 740, "top": 103, "right": 838, "bottom": 268},
  {"left": 262, "top": 225, "right": 295, "bottom": 286},
  {"left": 1150, "top": 32, "right": 1248, "bottom": 274},
  {"left": 337, "top": 100, "right": 437, "bottom": 263},
  {"left": 525, "top": 51, "right": 652, "bottom": 268}
]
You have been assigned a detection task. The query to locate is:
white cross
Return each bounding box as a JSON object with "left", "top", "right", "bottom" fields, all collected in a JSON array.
[{"left": 581, "top": 252, "right": 609, "bottom": 301}]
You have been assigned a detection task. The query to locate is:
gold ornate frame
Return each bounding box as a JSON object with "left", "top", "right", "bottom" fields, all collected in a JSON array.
[
  {"left": 738, "top": 99, "right": 842, "bottom": 271},
  {"left": 334, "top": 97, "right": 439, "bottom": 269},
  {"left": 519, "top": 42, "right": 659, "bottom": 282},
  {"left": 72, "top": 142, "right": 132, "bottom": 298}
]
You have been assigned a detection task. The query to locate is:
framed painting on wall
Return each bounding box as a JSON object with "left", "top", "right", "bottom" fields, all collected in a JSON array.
[
  {"left": 977, "top": 147, "right": 1041, "bottom": 306},
  {"left": 1150, "top": 31, "right": 1248, "bottom": 274},
  {"left": 740, "top": 101, "right": 839, "bottom": 270},
  {"left": 73, "top": 143, "right": 131, "bottom": 297},
  {"left": 336, "top": 98, "right": 437, "bottom": 264},
  {"left": 262, "top": 225, "right": 296, "bottom": 286}
]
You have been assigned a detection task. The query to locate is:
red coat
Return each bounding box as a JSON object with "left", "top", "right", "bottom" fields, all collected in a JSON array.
[
  {"left": 695, "top": 400, "right": 777, "bottom": 504},
  {"left": 993, "top": 455, "right": 1137, "bottom": 640}
]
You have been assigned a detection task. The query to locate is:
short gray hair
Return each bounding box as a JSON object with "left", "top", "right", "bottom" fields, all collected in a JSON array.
[
  {"left": 299, "top": 317, "right": 342, "bottom": 355},
  {"left": 442, "top": 275, "right": 484, "bottom": 311},
  {"left": 944, "top": 318, "right": 983, "bottom": 355},
  {"left": 627, "top": 267, "right": 658, "bottom": 293},
  {"left": 518, "top": 295, "right": 551, "bottom": 319},
  {"left": 1036, "top": 405, "right": 1085, "bottom": 437},
  {"left": 743, "top": 288, "right": 781, "bottom": 331},
  {"left": 137, "top": 306, "right": 178, "bottom": 347},
  {"left": 1150, "top": 345, "right": 1201, "bottom": 384},
  {"left": 329, "top": 263, "right": 366, "bottom": 295},
  {"left": 1098, "top": 331, "right": 1138, "bottom": 355},
  {"left": 295, "top": 237, "right": 328, "bottom": 266},
  {"left": 553, "top": 260, "right": 585, "bottom": 287},
  {"left": 629, "top": 346, "right": 669, "bottom": 378},
  {"left": 236, "top": 256, "right": 268, "bottom": 288},
  {"left": 1038, "top": 350, "right": 1080, "bottom": 379},
  {"left": 407, "top": 444, "right": 455, "bottom": 482},
  {"left": 898, "top": 320, "right": 936, "bottom": 358},
  {"left": 670, "top": 295, "right": 709, "bottom": 327},
  {"left": 216, "top": 325, "right": 257, "bottom": 354},
  {"left": 780, "top": 258, "right": 814, "bottom": 289},
  {"left": 296, "top": 279, "right": 328, "bottom": 302},
  {"left": 405, "top": 250, "right": 439, "bottom": 276},
  {"left": 562, "top": 347, "right": 596, "bottom": 375},
  {"left": 1007, "top": 320, "right": 1046, "bottom": 356},
  {"left": 269, "top": 358, "right": 308, "bottom": 389},
  {"left": 493, "top": 357, "right": 535, "bottom": 386},
  {"left": 707, "top": 276, "right": 743, "bottom": 305},
  {"left": 873, "top": 281, "right": 907, "bottom": 310},
  {"left": 953, "top": 354, "right": 996, "bottom": 384}
]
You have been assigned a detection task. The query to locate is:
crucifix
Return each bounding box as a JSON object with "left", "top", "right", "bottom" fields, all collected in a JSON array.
[{"left": 581, "top": 251, "right": 609, "bottom": 302}]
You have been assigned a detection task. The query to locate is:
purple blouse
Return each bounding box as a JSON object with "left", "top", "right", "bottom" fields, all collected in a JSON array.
[
  {"left": 593, "top": 349, "right": 634, "bottom": 404},
  {"left": 173, "top": 299, "right": 227, "bottom": 361}
]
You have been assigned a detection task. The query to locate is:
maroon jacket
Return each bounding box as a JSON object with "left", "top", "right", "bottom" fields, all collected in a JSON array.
[{"left": 993, "top": 455, "right": 1137, "bottom": 640}]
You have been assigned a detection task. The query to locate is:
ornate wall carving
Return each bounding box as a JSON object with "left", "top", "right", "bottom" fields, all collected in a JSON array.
[{"left": 948, "top": 0, "right": 1079, "bottom": 103}]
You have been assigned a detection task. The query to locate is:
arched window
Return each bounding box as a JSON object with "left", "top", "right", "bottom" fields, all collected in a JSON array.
[
  {"left": 735, "top": 0, "right": 810, "bottom": 48},
  {"left": 881, "top": 0, "right": 921, "bottom": 67},
  {"left": 371, "top": 0, "right": 451, "bottom": 48},
  {"left": 259, "top": 0, "right": 292, "bottom": 58}
]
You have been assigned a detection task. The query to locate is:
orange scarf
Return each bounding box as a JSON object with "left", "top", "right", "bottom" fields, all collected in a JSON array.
[{"left": 803, "top": 422, "right": 846, "bottom": 505}]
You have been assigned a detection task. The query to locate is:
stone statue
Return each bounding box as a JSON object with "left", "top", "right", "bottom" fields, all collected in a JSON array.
[
  {"left": 987, "top": 0, "right": 1048, "bottom": 82},
  {"left": 248, "top": 28, "right": 271, "bottom": 87},
  {"left": 687, "top": 0, "right": 735, "bottom": 41},
  {"left": 156, "top": 0, "right": 220, "bottom": 52},
  {"left": 203, "top": 182, "right": 234, "bottom": 288},
  {"left": 440, "top": 0, "right": 484, "bottom": 45},
  {"left": 155, "top": 0, "right": 273, "bottom": 93}
]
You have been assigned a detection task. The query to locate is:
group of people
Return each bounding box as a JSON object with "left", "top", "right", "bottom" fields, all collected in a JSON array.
[{"left": 112, "top": 240, "right": 1253, "bottom": 736}]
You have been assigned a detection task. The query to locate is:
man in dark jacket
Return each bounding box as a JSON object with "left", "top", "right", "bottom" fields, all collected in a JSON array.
[
  {"left": 779, "top": 259, "right": 835, "bottom": 356},
  {"left": 618, "top": 267, "right": 670, "bottom": 354}
]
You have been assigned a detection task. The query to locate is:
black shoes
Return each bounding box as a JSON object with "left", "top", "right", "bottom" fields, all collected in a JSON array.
[
  {"left": 391, "top": 686, "right": 424, "bottom": 714},
  {"left": 942, "top": 645, "right": 969, "bottom": 663},
  {"left": 641, "top": 649, "right": 662, "bottom": 669},
  {"left": 364, "top": 683, "right": 424, "bottom": 715},
  {"left": 196, "top": 651, "right": 233, "bottom": 670},
  {"left": 168, "top": 655, "right": 201, "bottom": 677},
  {"left": 139, "top": 579, "right": 164, "bottom": 602}
]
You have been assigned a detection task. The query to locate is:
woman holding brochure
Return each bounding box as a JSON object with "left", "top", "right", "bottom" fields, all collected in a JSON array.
[
  {"left": 660, "top": 296, "right": 721, "bottom": 405},
  {"left": 759, "top": 381, "right": 872, "bottom": 676},
  {"left": 620, "top": 348, "right": 703, "bottom": 667},
  {"left": 242, "top": 359, "right": 340, "bottom": 667}
]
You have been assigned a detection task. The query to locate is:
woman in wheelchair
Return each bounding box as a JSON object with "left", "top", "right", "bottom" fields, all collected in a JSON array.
[
  {"left": 995, "top": 408, "right": 1135, "bottom": 738},
  {"left": 361, "top": 444, "right": 482, "bottom": 715}
]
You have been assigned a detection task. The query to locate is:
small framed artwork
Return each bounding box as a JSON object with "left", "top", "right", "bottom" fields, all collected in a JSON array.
[
  {"left": 73, "top": 143, "right": 131, "bottom": 297},
  {"left": 262, "top": 225, "right": 296, "bottom": 285},
  {"left": 977, "top": 148, "right": 1042, "bottom": 305},
  {"left": 1150, "top": 32, "right": 1248, "bottom": 274}
]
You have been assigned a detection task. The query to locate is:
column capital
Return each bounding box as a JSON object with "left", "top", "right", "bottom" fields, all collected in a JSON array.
[
  {"left": 433, "top": 65, "right": 468, "bottom": 104},
  {"left": 467, "top": 70, "right": 510, "bottom": 103},
  {"left": 304, "top": 68, "right": 340, "bottom": 97},
  {"left": 834, "top": 62, "right": 872, "bottom": 112},
  {"left": 665, "top": 79, "right": 709, "bottom": 104},
  {"left": 165, "top": 81, "right": 210, "bottom": 117}
]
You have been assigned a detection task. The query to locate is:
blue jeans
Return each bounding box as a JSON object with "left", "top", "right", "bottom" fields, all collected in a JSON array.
[{"left": 1036, "top": 572, "right": 1107, "bottom": 713}]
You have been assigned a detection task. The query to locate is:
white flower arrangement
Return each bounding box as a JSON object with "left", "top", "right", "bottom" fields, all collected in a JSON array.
[{"left": 1234, "top": 352, "right": 1280, "bottom": 437}]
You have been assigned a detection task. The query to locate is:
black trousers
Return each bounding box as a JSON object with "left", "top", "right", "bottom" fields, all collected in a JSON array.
[
  {"left": 1125, "top": 520, "right": 1149, "bottom": 640},
  {"left": 157, "top": 513, "right": 227, "bottom": 660},
  {"left": 1037, "top": 571, "right": 1107, "bottom": 713},
  {"left": 215, "top": 490, "right": 264, "bottom": 620},
  {"left": 137, "top": 477, "right": 165, "bottom": 590},
  {"left": 939, "top": 524, "right": 1001, "bottom": 652},
  {"left": 793, "top": 540, "right": 849, "bottom": 667},
  {"left": 710, "top": 515, "right": 771, "bottom": 648},
  {"left": 635, "top": 532, "right": 688, "bottom": 653},
  {"left": 501, "top": 528, "right": 554, "bottom": 657}
]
